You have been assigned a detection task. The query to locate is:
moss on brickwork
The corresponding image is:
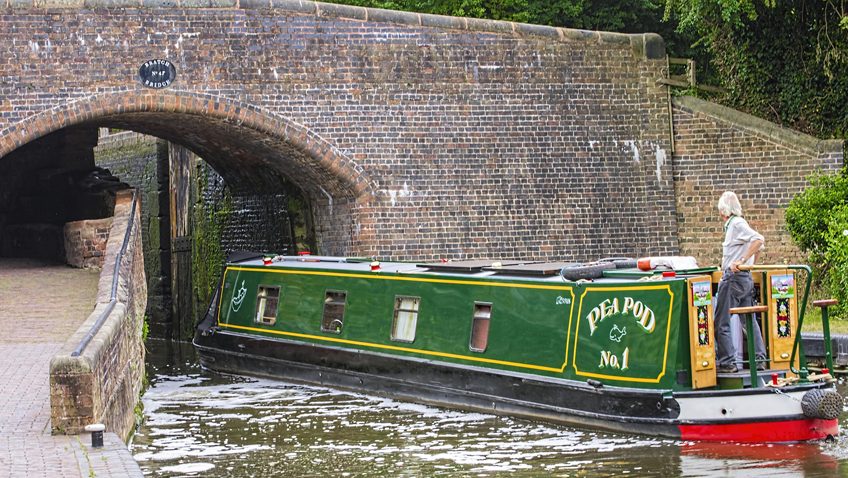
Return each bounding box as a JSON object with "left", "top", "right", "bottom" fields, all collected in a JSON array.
[
  {"left": 94, "top": 133, "right": 166, "bottom": 322},
  {"left": 191, "top": 168, "right": 231, "bottom": 323}
]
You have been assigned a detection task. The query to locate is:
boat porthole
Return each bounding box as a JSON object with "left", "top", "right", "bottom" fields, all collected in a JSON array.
[
  {"left": 656, "top": 402, "right": 662, "bottom": 410},
  {"left": 721, "top": 408, "right": 728, "bottom": 415}
]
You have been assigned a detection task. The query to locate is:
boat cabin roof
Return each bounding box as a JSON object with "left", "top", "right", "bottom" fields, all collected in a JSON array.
[{"left": 227, "top": 255, "right": 717, "bottom": 284}]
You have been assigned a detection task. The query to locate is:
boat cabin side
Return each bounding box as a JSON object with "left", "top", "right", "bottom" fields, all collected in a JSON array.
[{"left": 201, "top": 255, "right": 809, "bottom": 393}]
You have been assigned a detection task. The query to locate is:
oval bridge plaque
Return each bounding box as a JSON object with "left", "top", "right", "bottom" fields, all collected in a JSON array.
[{"left": 138, "top": 59, "right": 176, "bottom": 89}]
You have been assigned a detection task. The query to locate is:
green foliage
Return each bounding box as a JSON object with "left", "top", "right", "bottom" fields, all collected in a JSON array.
[
  {"left": 823, "top": 207, "right": 848, "bottom": 317},
  {"left": 141, "top": 314, "right": 150, "bottom": 342},
  {"left": 133, "top": 398, "right": 146, "bottom": 432},
  {"left": 785, "top": 172, "right": 848, "bottom": 265},
  {"left": 663, "top": 0, "right": 848, "bottom": 139},
  {"left": 786, "top": 171, "right": 848, "bottom": 317},
  {"left": 334, "top": 0, "right": 683, "bottom": 40}
]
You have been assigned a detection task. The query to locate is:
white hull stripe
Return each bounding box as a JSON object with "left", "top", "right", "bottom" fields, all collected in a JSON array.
[{"left": 676, "top": 390, "right": 807, "bottom": 422}]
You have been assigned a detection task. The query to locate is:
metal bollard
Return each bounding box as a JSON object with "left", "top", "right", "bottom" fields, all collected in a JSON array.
[{"left": 84, "top": 423, "right": 105, "bottom": 448}]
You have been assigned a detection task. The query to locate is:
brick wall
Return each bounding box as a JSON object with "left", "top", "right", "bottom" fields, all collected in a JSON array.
[
  {"left": 671, "top": 96, "right": 844, "bottom": 267},
  {"left": 0, "top": 3, "right": 675, "bottom": 262},
  {"left": 63, "top": 218, "right": 112, "bottom": 269},
  {"left": 1, "top": 4, "right": 837, "bottom": 269},
  {"left": 201, "top": 165, "right": 296, "bottom": 256},
  {"left": 50, "top": 190, "right": 146, "bottom": 439}
]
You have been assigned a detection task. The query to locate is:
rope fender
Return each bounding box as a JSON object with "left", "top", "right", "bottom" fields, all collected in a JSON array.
[{"left": 801, "top": 388, "right": 843, "bottom": 420}]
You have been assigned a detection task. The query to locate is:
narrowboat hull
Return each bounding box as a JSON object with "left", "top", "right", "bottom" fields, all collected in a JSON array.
[
  {"left": 193, "top": 328, "right": 839, "bottom": 442},
  {"left": 194, "top": 255, "right": 841, "bottom": 442}
]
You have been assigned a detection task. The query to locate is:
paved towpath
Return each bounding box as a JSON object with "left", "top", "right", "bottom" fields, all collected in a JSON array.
[{"left": 0, "top": 258, "right": 143, "bottom": 478}]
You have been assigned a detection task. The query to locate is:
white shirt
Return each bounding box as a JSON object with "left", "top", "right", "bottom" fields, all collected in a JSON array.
[{"left": 721, "top": 216, "right": 764, "bottom": 272}]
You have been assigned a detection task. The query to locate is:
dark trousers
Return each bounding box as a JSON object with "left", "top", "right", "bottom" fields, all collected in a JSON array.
[{"left": 714, "top": 271, "right": 766, "bottom": 368}]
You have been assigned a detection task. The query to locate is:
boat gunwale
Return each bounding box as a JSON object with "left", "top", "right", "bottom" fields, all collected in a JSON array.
[{"left": 194, "top": 334, "right": 834, "bottom": 430}]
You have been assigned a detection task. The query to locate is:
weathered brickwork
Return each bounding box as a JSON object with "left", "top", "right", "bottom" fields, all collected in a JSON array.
[
  {"left": 63, "top": 218, "right": 112, "bottom": 269},
  {"left": 0, "top": 3, "right": 675, "bottom": 262},
  {"left": 201, "top": 166, "right": 296, "bottom": 255},
  {"left": 671, "top": 96, "right": 844, "bottom": 267},
  {"left": 94, "top": 131, "right": 170, "bottom": 324},
  {"left": 50, "top": 190, "right": 147, "bottom": 439}
]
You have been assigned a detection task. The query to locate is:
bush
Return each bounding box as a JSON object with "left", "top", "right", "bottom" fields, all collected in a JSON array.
[
  {"left": 785, "top": 170, "right": 848, "bottom": 317},
  {"left": 785, "top": 172, "right": 848, "bottom": 263},
  {"left": 823, "top": 206, "right": 848, "bottom": 317}
]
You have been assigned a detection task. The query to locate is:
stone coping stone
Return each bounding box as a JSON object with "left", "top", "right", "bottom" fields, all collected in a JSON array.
[
  {"left": 801, "top": 332, "right": 848, "bottom": 361},
  {"left": 673, "top": 96, "right": 844, "bottom": 155},
  {"left": 4, "top": 0, "right": 665, "bottom": 59}
]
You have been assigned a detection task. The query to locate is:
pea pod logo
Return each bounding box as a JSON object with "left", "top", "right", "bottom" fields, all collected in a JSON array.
[{"left": 231, "top": 280, "right": 247, "bottom": 312}]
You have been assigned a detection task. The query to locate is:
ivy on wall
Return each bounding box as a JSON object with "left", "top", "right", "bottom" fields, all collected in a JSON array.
[
  {"left": 191, "top": 165, "right": 231, "bottom": 323},
  {"left": 663, "top": 0, "right": 848, "bottom": 140}
]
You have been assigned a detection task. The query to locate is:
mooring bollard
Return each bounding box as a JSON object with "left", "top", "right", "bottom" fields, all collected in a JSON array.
[{"left": 84, "top": 423, "right": 105, "bottom": 448}]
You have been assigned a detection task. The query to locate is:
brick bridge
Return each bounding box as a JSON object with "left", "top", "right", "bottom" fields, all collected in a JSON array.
[{"left": 0, "top": 1, "right": 842, "bottom": 264}]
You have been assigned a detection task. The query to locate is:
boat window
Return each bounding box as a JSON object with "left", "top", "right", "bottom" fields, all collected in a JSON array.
[
  {"left": 254, "top": 285, "right": 280, "bottom": 326},
  {"left": 391, "top": 296, "right": 420, "bottom": 343},
  {"left": 321, "top": 290, "right": 347, "bottom": 334},
  {"left": 469, "top": 302, "right": 492, "bottom": 352}
]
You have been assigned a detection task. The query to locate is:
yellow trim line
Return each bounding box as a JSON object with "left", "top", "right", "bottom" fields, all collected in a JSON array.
[{"left": 218, "top": 323, "right": 566, "bottom": 373}]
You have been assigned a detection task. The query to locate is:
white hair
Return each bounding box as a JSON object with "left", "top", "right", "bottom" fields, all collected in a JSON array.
[{"left": 717, "top": 191, "right": 743, "bottom": 217}]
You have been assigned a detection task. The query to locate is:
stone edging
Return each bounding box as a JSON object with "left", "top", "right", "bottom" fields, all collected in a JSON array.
[
  {"left": 673, "top": 96, "right": 844, "bottom": 156},
  {"left": 2, "top": 0, "right": 665, "bottom": 59}
]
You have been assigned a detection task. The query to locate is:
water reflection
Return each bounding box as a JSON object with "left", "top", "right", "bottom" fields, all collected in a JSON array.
[{"left": 132, "top": 340, "right": 848, "bottom": 477}]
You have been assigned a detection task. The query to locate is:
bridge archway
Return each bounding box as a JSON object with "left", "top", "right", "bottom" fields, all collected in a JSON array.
[{"left": 0, "top": 90, "right": 376, "bottom": 256}]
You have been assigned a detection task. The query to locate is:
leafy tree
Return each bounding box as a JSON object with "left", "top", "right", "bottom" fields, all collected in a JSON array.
[
  {"left": 663, "top": 0, "right": 848, "bottom": 138},
  {"left": 786, "top": 172, "right": 848, "bottom": 264}
]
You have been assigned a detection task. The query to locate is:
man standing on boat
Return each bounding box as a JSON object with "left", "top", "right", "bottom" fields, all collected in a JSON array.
[{"left": 715, "top": 191, "right": 767, "bottom": 373}]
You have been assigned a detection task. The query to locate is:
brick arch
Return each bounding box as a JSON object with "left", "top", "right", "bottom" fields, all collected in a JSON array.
[
  {"left": 0, "top": 90, "right": 375, "bottom": 199},
  {"left": 0, "top": 90, "right": 377, "bottom": 255}
]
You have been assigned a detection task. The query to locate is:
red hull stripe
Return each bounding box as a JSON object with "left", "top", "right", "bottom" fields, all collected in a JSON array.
[{"left": 679, "top": 418, "right": 839, "bottom": 442}]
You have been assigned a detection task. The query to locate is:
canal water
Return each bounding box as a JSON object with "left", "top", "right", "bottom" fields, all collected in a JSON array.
[{"left": 132, "top": 339, "right": 848, "bottom": 477}]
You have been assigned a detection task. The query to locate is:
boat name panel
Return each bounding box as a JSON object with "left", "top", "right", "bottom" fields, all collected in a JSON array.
[
  {"left": 574, "top": 286, "right": 676, "bottom": 384},
  {"left": 586, "top": 297, "right": 656, "bottom": 335}
]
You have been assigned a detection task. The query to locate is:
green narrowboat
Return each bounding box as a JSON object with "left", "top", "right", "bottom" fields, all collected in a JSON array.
[{"left": 193, "top": 254, "right": 842, "bottom": 442}]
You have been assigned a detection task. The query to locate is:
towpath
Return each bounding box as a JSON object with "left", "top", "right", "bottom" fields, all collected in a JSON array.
[{"left": 0, "top": 258, "right": 142, "bottom": 477}]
